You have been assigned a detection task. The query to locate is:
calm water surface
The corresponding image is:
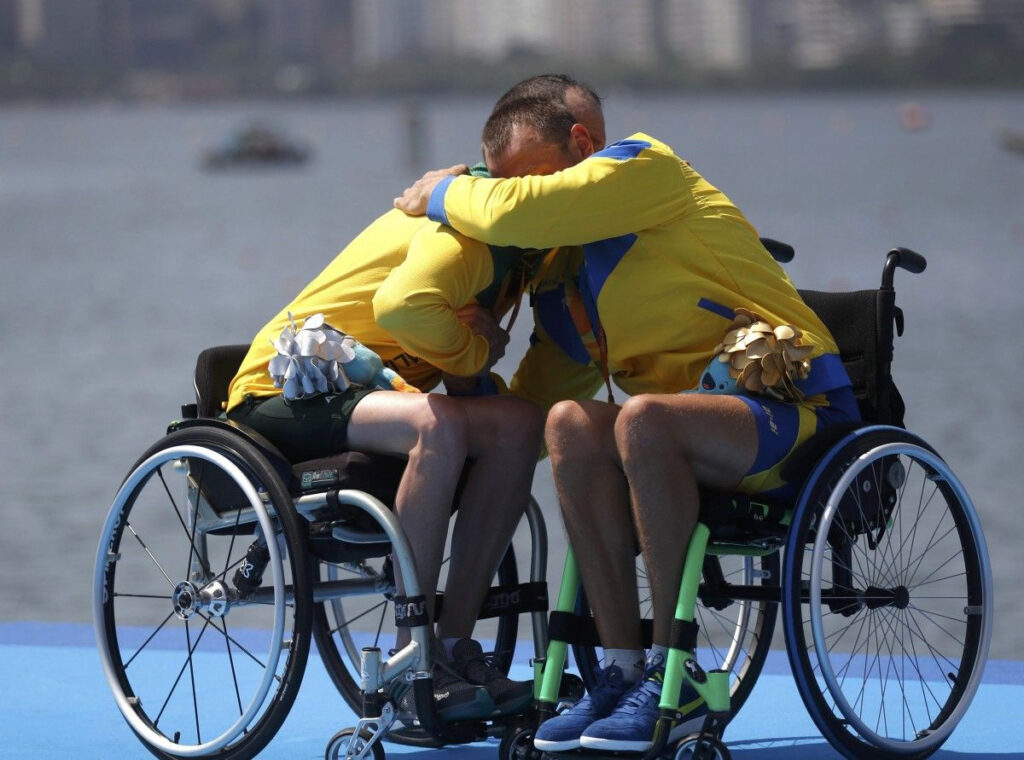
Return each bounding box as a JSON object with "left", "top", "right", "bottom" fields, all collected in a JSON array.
[{"left": 2, "top": 90, "right": 1022, "bottom": 657}]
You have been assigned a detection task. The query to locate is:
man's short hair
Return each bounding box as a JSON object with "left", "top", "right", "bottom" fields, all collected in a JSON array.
[
  {"left": 493, "top": 73, "right": 602, "bottom": 116},
  {"left": 482, "top": 96, "right": 577, "bottom": 161}
]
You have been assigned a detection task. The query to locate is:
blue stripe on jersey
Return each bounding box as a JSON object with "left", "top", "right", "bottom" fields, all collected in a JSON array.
[
  {"left": 581, "top": 234, "right": 637, "bottom": 301},
  {"left": 535, "top": 284, "right": 591, "bottom": 365},
  {"left": 427, "top": 175, "right": 455, "bottom": 226},
  {"left": 697, "top": 298, "right": 736, "bottom": 320},
  {"left": 593, "top": 139, "right": 652, "bottom": 161}
]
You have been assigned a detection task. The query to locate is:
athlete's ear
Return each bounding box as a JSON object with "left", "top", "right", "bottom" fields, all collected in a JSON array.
[{"left": 569, "top": 123, "right": 595, "bottom": 160}]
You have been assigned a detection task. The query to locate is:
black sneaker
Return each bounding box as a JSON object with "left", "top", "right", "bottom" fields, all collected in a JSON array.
[
  {"left": 451, "top": 638, "right": 534, "bottom": 715},
  {"left": 390, "top": 641, "right": 494, "bottom": 725}
]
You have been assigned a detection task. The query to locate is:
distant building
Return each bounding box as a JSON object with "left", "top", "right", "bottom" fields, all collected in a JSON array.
[
  {"left": 664, "top": 0, "right": 751, "bottom": 72},
  {"left": 2, "top": 0, "right": 1022, "bottom": 95},
  {"left": 116, "top": 0, "right": 199, "bottom": 67}
]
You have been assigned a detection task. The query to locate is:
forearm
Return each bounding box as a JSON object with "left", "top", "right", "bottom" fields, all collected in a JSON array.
[
  {"left": 373, "top": 290, "right": 490, "bottom": 377},
  {"left": 428, "top": 139, "right": 683, "bottom": 248}
]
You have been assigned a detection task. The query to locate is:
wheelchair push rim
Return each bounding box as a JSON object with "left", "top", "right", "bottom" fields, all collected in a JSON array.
[
  {"left": 785, "top": 428, "right": 993, "bottom": 758},
  {"left": 93, "top": 437, "right": 310, "bottom": 758}
]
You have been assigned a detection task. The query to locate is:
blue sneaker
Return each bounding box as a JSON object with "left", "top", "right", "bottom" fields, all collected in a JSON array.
[
  {"left": 533, "top": 664, "right": 632, "bottom": 752},
  {"left": 579, "top": 666, "right": 708, "bottom": 752}
]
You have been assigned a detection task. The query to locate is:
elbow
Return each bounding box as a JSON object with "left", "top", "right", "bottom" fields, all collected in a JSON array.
[{"left": 372, "top": 289, "right": 404, "bottom": 333}]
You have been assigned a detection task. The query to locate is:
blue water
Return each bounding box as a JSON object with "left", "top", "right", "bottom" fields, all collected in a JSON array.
[{"left": 1, "top": 90, "right": 1022, "bottom": 657}]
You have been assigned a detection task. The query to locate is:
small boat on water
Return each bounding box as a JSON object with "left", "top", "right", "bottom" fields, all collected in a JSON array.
[
  {"left": 203, "top": 124, "right": 311, "bottom": 169},
  {"left": 999, "top": 128, "right": 1024, "bottom": 156}
]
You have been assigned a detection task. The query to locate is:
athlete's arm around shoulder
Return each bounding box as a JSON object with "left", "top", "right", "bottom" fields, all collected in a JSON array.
[
  {"left": 372, "top": 222, "right": 496, "bottom": 377},
  {"left": 427, "top": 135, "right": 688, "bottom": 249}
]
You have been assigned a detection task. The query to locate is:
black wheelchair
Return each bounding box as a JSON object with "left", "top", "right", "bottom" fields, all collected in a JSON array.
[
  {"left": 92, "top": 348, "right": 555, "bottom": 759},
  {"left": 496, "top": 246, "right": 993, "bottom": 760}
]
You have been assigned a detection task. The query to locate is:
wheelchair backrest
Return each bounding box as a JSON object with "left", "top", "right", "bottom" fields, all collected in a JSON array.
[
  {"left": 797, "top": 287, "right": 905, "bottom": 427},
  {"left": 193, "top": 344, "right": 250, "bottom": 418}
]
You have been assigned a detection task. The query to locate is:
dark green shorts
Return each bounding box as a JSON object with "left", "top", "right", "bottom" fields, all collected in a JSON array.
[{"left": 226, "top": 388, "right": 377, "bottom": 463}]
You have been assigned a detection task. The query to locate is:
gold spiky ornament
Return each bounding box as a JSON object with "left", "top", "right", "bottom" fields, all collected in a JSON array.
[{"left": 712, "top": 308, "right": 813, "bottom": 402}]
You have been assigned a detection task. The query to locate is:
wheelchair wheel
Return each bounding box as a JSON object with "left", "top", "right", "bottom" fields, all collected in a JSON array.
[
  {"left": 572, "top": 550, "right": 778, "bottom": 721},
  {"left": 782, "top": 427, "right": 993, "bottom": 759},
  {"left": 313, "top": 541, "right": 521, "bottom": 712},
  {"left": 94, "top": 426, "right": 313, "bottom": 759}
]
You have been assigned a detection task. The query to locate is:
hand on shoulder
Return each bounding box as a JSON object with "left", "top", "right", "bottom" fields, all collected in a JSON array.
[{"left": 394, "top": 164, "right": 468, "bottom": 216}]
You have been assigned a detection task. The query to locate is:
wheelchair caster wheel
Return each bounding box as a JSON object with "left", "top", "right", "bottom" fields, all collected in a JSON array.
[
  {"left": 499, "top": 725, "right": 543, "bottom": 760},
  {"left": 672, "top": 733, "right": 730, "bottom": 760},
  {"left": 325, "top": 727, "right": 385, "bottom": 760}
]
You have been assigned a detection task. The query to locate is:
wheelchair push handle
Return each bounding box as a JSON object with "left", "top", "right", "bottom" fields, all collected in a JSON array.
[
  {"left": 883, "top": 247, "right": 927, "bottom": 289},
  {"left": 760, "top": 237, "right": 795, "bottom": 263}
]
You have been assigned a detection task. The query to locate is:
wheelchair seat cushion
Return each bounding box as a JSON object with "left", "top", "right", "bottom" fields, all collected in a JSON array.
[{"left": 291, "top": 450, "right": 406, "bottom": 505}]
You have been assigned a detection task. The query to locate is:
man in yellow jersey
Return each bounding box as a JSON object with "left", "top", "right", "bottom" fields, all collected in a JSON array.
[
  {"left": 227, "top": 76, "right": 606, "bottom": 723},
  {"left": 395, "top": 95, "right": 860, "bottom": 751}
]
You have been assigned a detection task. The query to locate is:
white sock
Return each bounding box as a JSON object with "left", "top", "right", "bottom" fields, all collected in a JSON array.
[
  {"left": 647, "top": 644, "right": 669, "bottom": 672},
  {"left": 603, "top": 648, "right": 645, "bottom": 683}
]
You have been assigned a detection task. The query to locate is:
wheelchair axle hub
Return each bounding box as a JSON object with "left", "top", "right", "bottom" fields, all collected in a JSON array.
[
  {"left": 862, "top": 584, "right": 910, "bottom": 610},
  {"left": 173, "top": 579, "right": 229, "bottom": 619}
]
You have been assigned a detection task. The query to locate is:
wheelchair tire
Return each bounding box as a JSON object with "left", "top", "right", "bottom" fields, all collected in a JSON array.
[
  {"left": 782, "top": 426, "right": 993, "bottom": 759},
  {"left": 312, "top": 542, "right": 521, "bottom": 714},
  {"left": 572, "top": 550, "right": 779, "bottom": 722},
  {"left": 93, "top": 426, "right": 313, "bottom": 759}
]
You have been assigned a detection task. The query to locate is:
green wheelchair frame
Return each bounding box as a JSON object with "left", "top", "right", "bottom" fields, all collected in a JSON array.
[{"left": 529, "top": 525, "right": 739, "bottom": 757}]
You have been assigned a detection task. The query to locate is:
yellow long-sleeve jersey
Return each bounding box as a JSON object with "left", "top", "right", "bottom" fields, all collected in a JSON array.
[
  {"left": 226, "top": 209, "right": 536, "bottom": 412},
  {"left": 427, "top": 133, "right": 850, "bottom": 405}
]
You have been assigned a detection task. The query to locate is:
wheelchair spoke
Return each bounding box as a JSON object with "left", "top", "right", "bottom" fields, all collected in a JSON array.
[
  {"left": 186, "top": 619, "right": 202, "bottom": 744},
  {"left": 903, "top": 529, "right": 962, "bottom": 589},
  {"left": 900, "top": 502, "right": 952, "bottom": 586},
  {"left": 156, "top": 466, "right": 213, "bottom": 580},
  {"left": 153, "top": 616, "right": 211, "bottom": 731},
  {"left": 904, "top": 604, "right": 968, "bottom": 654},
  {"left": 113, "top": 591, "right": 174, "bottom": 601},
  {"left": 892, "top": 611, "right": 948, "bottom": 716},
  {"left": 122, "top": 610, "right": 176, "bottom": 669},
  {"left": 374, "top": 599, "right": 387, "bottom": 648},
  {"left": 223, "top": 620, "right": 245, "bottom": 716},
  {"left": 125, "top": 521, "right": 177, "bottom": 590},
  {"left": 328, "top": 597, "right": 389, "bottom": 636},
  {"left": 202, "top": 613, "right": 249, "bottom": 715},
  {"left": 201, "top": 611, "right": 280, "bottom": 677},
  {"left": 220, "top": 501, "right": 246, "bottom": 586}
]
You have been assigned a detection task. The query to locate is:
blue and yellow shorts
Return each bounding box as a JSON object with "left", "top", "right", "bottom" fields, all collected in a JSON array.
[{"left": 734, "top": 385, "right": 860, "bottom": 498}]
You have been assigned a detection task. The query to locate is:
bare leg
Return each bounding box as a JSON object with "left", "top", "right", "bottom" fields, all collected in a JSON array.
[
  {"left": 347, "top": 392, "right": 471, "bottom": 623},
  {"left": 614, "top": 394, "right": 758, "bottom": 645},
  {"left": 439, "top": 395, "right": 544, "bottom": 639},
  {"left": 546, "top": 399, "right": 644, "bottom": 650}
]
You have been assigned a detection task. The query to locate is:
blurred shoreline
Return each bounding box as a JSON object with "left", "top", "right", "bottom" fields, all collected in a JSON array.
[{"left": 4, "top": 56, "right": 1024, "bottom": 105}]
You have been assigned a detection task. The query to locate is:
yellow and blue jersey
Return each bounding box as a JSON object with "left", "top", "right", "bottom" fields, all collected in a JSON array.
[
  {"left": 426, "top": 133, "right": 858, "bottom": 494},
  {"left": 427, "top": 133, "right": 851, "bottom": 406},
  {"left": 227, "top": 209, "right": 539, "bottom": 412}
]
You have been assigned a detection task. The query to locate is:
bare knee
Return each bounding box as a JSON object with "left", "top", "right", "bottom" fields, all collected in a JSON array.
[
  {"left": 615, "top": 394, "right": 677, "bottom": 465},
  {"left": 408, "top": 395, "right": 470, "bottom": 462},
  {"left": 545, "top": 400, "right": 614, "bottom": 463}
]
